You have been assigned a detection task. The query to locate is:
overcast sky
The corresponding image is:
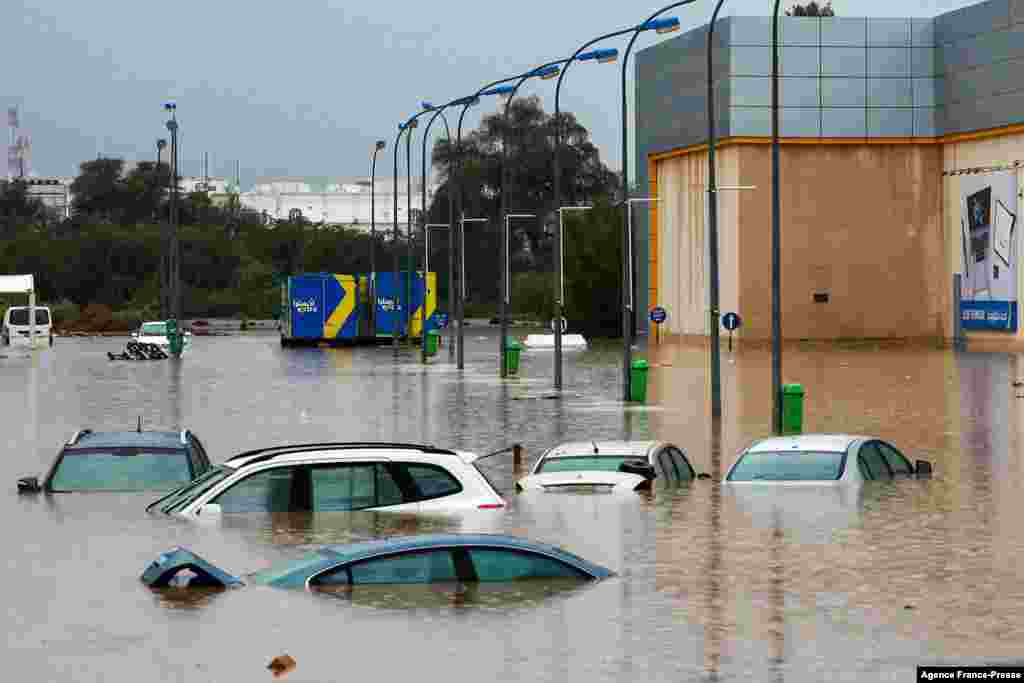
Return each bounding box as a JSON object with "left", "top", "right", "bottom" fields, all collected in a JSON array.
[{"left": 3, "top": 0, "right": 977, "bottom": 185}]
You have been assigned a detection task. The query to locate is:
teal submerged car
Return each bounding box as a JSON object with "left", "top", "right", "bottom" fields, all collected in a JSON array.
[{"left": 142, "top": 534, "right": 613, "bottom": 591}]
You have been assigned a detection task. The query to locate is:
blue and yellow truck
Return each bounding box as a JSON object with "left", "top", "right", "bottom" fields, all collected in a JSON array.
[{"left": 279, "top": 272, "right": 437, "bottom": 346}]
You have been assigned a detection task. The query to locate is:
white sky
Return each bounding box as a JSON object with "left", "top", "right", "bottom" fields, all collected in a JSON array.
[{"left": 2, "top": 0, "right": 980, "bottom": 184}]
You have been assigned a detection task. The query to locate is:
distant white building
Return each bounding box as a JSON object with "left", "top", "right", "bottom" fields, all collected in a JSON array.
[{"left": 239, "top": 176, "right": 440, "bottom": 231}]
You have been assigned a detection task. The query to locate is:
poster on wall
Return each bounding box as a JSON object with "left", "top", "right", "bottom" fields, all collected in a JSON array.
[{"left": 960, "top": 171, "right": 1019, "bottom": 331}]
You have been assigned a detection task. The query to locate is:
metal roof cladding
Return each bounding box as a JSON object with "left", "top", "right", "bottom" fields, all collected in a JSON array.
[{"left": 68, "top": 431, "right": 187, "bottom": 450}]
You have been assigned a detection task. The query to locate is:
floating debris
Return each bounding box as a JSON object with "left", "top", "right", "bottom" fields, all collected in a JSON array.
[
  {"left": 268, "top": 654, "right": 296, "bottom": 678},
  {"left": 108, "top": 342, "right": 168, "bottom": 361}
]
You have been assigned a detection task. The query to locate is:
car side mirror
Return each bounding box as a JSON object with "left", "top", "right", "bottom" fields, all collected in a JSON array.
[
  {"left": 915, "top": 460, "right": 933, "bottom": 479},
  {"left": 619, "top": 460, "right": 657, "bottom": 480},
  {"left": 198, "top": 503, "right": 222, "bottom": 517},
  {"left": 697, "top": 472, "right": 712, "bottom": 480},
  {"left": 17, "top": 476, "right": 41, "bottom": 493}
]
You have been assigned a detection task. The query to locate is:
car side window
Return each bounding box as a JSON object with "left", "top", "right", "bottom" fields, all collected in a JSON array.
[
  {"left": 468, "top": 548, "right": 587, "bottom": 581},
  {"left": 656, "top": 451, "right": 678, "bottom": 480},
  {"left": 347, "top": 550, "right": 458, "bottom": 585},
  {"left": 398, "top": 463, "right": 462, "bottom": 502},
  {"left": 213, "top": 466, "right": 298, "bottom": 512},
  {"left": 669, "top": 448, "right": 694, "bottom": 480},
  {"left": 858, "top": 443, "right": 892, "bottom": 480},
  {"left": 310, "top": 464, "right": 376, "bottom": 511},
  {"left": 877, "top": 442, "right": 913, "bottom": 476}
]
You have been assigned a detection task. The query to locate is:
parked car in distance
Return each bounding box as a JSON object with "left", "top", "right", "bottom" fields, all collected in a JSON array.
[
  {"left": 723, "top": 434, "right": 933, "bottom": 484},
  {"left": 141, "top": 534, "right": 613, "bottom": 590},
  {"left": 516, "top": 440, "right": 706, "bottom": 494},
  {"left": 2, "top": 305, "right": 53, "bottom": 347},
  {"left": 17, "top": 428, "right": 213, "bottom": 493},
  {"left": 146, "top": 442, "right": 506, "bottom": 519},
  {"left": 133, "top": 321, "right": 192, "bottom": 354}
]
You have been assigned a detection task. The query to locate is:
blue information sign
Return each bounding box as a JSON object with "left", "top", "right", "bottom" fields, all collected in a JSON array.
[
  {"left": 721, "top": 312, "right": 742, "bottom": 331},
  {"left": 649, "top": 307, "right": 667, "bottom": 324},
  {"left": 436, "top": 313, "right": 449, "bottom": 329}
]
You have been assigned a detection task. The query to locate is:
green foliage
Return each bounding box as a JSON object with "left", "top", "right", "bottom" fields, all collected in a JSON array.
[
  {"left": 511, "top": 272, "right": 553, "bottom": 321},
  {"left": 561, "top": 199, "right": 623, "bottom": 337}
]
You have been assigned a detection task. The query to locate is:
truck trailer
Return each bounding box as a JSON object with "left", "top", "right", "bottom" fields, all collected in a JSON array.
[{"left": 280, "top": 272, "right": 437, "bottom": 346}]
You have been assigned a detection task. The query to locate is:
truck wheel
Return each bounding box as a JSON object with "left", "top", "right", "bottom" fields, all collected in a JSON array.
[
  {"left": 280, "top": 336, "right": 290, "bottom": 348},
  {"left": 49, "top": 334, "right": 54, "bottom": 347}
]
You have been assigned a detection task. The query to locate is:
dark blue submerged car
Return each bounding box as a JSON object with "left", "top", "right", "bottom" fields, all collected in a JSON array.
[
  {"left": 17, "top": 428, "right": 212, "bottom": 493},
  {"left": 142, "top": 534, "right": 613, "bottom": 590}
]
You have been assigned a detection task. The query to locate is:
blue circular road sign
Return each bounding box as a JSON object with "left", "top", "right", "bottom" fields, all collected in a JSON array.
[
  {"left": 436, "top": 313, "right": 449, "bottom": 329},
  {"left": 721, "top": 312, "right": 742, "bottom": 331},
  {"left": 649, "top": 307, "right": 667, "bottom": 324}
]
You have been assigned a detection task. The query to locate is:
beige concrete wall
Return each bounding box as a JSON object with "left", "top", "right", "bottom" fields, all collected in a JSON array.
[
  {"left": 654, "top": 147, "right": 742, "bottom": 337},
  {"left": 734, "top": 143, "right": 945, "bottom": 341}
]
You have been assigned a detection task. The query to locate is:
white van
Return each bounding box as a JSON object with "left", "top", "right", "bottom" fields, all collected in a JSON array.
[{"left": 2, "top": 306, "right": 53, "bottom": 347}]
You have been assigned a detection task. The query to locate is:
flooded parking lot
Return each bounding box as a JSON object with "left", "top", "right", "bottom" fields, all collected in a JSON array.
[{"left": 3, "top": 331, "right": 1024, "bottom": 681}]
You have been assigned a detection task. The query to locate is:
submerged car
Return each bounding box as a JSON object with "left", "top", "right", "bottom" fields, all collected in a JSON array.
[
  {"left": 141, "top": 534, "right": 613, "bottom": 590},
  {"left": 724, "top": 434, "right": 933, "bottom": 484},
  {"left": 133, "top": 321, "right": 192, "bottom": 354},
  {"left": 146, "top": 442, "right": 506, "bottom": 518},
  {"left": 516, "top": 440, "right": 705, "bottom": 493},
  {"left": 17, "top": 428, "right": 212, "bottom": 493}
]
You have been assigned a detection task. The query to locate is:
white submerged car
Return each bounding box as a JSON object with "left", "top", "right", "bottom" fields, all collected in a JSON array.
[
  {"left": 147, "top": 442, "right": 506, "bottom": 519},
  {"left": 516, "top": 440, "right": 705, "bottom": 494},
  {"left": 723, "top": 434, "right": 933, "bottom": 485},
  {"left": 133, "top": 321, "right": 192, "bottom": 354}
]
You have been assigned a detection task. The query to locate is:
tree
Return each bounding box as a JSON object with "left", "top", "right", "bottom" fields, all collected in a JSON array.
[
  {"left": 428, "top": 96, "right": 619, "bottom": 306},
  {"left": 70, "top": 158, "right": 127, "bottom": 221},
  {"left": 786, "top": 1, "right": 834, "bottom": 16},
  {"left": 0, "top": 180, "right": 45, "bottom": 236}
]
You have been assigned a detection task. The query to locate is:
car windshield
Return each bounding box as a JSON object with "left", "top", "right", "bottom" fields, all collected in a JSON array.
[
  {"left": 537, "top": 456, "right": 632, "bottom": 473},
  {"left": 8, "top": 308, "right": 49, "bottom": 325},
  {"left": 141, "top": 323, "right": 167, "bottom": 335},
  {"left": 727, "top": 451, "right": 846, "bottom": 481},
  {"left": 49, "top": 449, "right": 192, "bottom": 491},
  {"left": 149, "top": 465, "right": 234, "bottom": 514}
]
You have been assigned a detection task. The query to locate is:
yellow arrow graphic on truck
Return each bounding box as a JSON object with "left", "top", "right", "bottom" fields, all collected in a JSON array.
[{"left": 323, "top": 275, "right": 357, "bottom": 339}]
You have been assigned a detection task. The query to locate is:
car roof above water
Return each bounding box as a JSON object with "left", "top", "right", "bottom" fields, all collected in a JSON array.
[
  {"left": 315, "top": 533, "right": 599, "bottom": 569},
  {"left": 745, "top": 434, "right": 868, "bottom": 454},
  {"left": 543, "top": 441, "right": 660, "bottom": 458},
  {"left": 223, "top": 443, "right": 473, "bottom": 469},
  {"left": 67, "top": 430, "right": 186, "bottom": 451}
]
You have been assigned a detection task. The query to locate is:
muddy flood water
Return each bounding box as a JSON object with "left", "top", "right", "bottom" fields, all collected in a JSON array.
[{"left": 3, "top": 330, "right": 1023, "bottom": 682}]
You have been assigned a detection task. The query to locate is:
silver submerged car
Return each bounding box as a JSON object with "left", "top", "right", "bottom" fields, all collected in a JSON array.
[
  {"left": 516, "top": 440, "right": 705, "bottom": 493},
  {"left": 724, "top": 434, "right": 933, "bottom": 485}
]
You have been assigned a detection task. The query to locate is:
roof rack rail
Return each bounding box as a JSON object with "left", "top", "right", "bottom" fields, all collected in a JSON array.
[
  {"left": 67, "top": 429, "right": 93, "bottom": 446},
  {"left": 224, "top": 442, "right": 457, "bottom": 467}
]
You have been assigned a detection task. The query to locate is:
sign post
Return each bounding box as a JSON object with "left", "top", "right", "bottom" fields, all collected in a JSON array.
[
  {"left": 649, "top": 306, "right": 667, "bottom": 346},
  {"left": 721, "top": 311, "right": 742, "bottom": 352}
]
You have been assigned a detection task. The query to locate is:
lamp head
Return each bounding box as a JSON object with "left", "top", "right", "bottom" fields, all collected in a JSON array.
[
  {"left": 163, "top": 102, "right": 176, "bottom": 112},
  {"left": 533, "top": 65, "right": 561, "bottom": 80},
  {"left": 157, "top": 139, "right": 167, "bottom": 150},
  {"left": 407, "top": 118, "right": 418, "bottom": 129},
  {"left": 481, "top": 85, "right": 515, "bottom": 97},
  {"left": 577, "top": 48, "right": 618, "bottom": 64},
  {"left": 645, "top": 17, "right": 681, "bottom": 34},
  {"left": 421, "top": 101, "right": 434, "bottom": 111}
]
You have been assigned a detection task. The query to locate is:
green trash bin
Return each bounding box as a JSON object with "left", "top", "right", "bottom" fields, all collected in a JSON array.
[
  {"left": 425, "top": 330, "right": 440, "bottom": 357},
  {"left": 781, "top": 383, "right": 805, "bottom": 434},
  {"left": 504, "top": 337, "right": 523, "bottom": 375},
  {"left": 166, "top": 319, "right": 184, "bottom": 357},
  {"left": 630, "top": 359, "right": 650, "bottom": 403}
]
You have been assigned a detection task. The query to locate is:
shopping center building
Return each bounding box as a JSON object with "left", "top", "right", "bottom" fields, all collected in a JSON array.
[{"left": 634, "top": 0, "right": 1024, "bottom": 345}]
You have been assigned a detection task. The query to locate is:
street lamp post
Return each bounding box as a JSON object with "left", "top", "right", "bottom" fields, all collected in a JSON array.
[
  {"left": 707, "top": 0, "right": 729, "bottom": 421},
  {"left": 392, "top": 114, "right": 427, "bottom": 353},
  {"left": 552, "top": 35, "right": 628, "bottom": 391},
  {"left": 620, "top": 10, "right": 685, "bottom": 402},
  {"left": 770, "top": 0, "right": 784, "bottom": 433},
  {"left": 498, "top": 61, "right": 565, "bottom": 378},
  {"left": 370, "top": 140, "right": 386, "bottom": 339},
  {"left": 164, "top": 102, "right": 181, "bottom": 322},
  {"left": 452, "top": 83, "right": 516, "bottom": 369},
  {"left": 156, "top": 138, "right": 168, "bottom": 318},
  {"left": 419, "top": 102, "right": 455, "bottom": 364}
]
